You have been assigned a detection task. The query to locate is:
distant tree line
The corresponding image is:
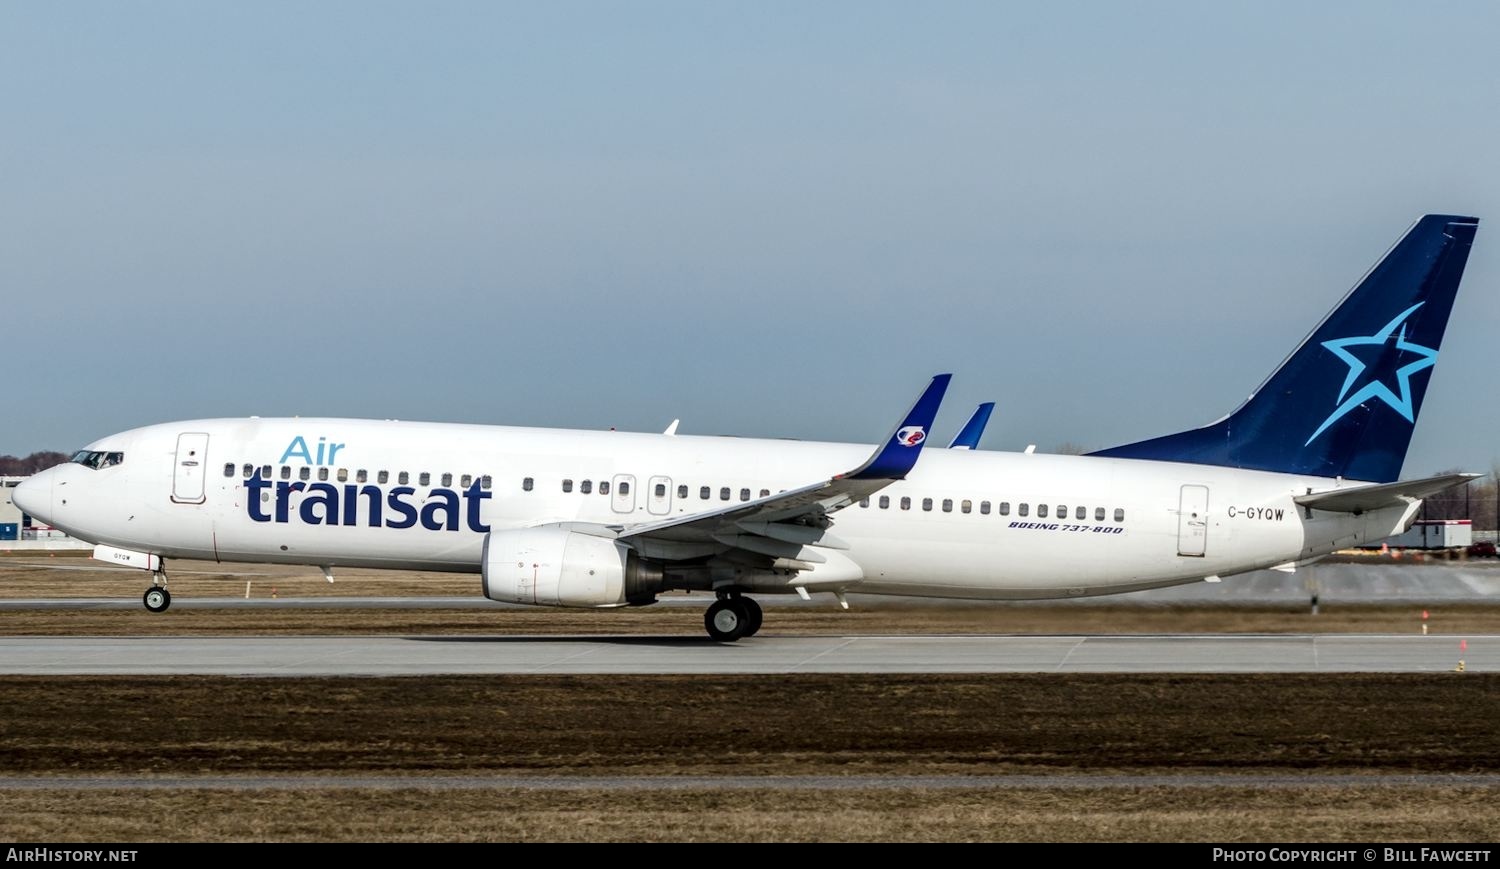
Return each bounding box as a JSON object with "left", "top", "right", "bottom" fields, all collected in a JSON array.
[
  {"left": 1412, "top": 470, "right": 1500, "bottom": 531},
  {"left": 0, "top": 452, "right": 69, "bottom": 475}
]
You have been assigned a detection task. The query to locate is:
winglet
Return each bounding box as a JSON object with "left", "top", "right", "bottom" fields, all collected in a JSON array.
[
  {"left": 948, "top": 402, "right": 995, "bottom": 449},
  {"left": 847, "top": 374, "right": 952, "bottom": 480}
]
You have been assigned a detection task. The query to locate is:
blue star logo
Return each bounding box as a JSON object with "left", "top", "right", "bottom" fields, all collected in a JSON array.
[{"left": 1306, "top": 302, "right": 1438, "bottom": 445}]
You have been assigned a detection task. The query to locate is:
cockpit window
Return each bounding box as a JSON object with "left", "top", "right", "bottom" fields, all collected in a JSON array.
[{"left": 71, "top": 450, "right": 124, "bottom": 470}]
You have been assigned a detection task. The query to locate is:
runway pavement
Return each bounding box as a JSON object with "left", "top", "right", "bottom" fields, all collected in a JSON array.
[{"left": 0, "top": 634, "right": 1490, "bottom": 675}]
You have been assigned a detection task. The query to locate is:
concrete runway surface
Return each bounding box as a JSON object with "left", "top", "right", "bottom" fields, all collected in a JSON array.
[{"left": 0, "top": 634, "right": 1490, "bottom": 675}]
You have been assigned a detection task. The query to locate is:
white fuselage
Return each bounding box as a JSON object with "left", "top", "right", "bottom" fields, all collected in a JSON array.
[{"left": 28, "top": 417, "right": 1417, "bottom": 600}]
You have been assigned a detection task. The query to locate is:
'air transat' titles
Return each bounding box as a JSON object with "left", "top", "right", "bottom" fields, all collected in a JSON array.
[{"left": 243, "top": 476, "right": 491, "bottom": 533}]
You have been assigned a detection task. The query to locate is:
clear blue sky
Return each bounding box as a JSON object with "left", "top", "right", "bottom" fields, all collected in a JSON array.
[{"left": 3, "top": 2, "right": 1498, "bottom": 475}]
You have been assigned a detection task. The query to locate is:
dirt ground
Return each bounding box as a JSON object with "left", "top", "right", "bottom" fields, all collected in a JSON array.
[
  {"left": 3, "top": 674, "right": 1494, "bottom": 776},
  {"left": 1, "top": 674, "right": 1497, "bottom": 841}
]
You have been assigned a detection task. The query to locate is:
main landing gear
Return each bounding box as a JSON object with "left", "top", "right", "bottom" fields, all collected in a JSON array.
[
  {"left": 142, "top": 567, "right": 170, "bottom": 613},
  {"left": 704, "top": 593, "right": 763, "bottom": 642}
]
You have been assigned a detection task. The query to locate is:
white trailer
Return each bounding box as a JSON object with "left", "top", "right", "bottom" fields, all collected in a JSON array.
[{"left": 1381, "top": 519, "right": 1474, "bottom": 550}]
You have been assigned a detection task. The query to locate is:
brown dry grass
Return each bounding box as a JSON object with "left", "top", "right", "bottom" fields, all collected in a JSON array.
[
  {"left": 0, "top": 556, "right": 477, "bottom": 597},
  {"left": 3, "top": 787, "right": 1496, "bottom": 842},
  {"left": 2, "top": 674, "right": 1495, "bottom": 776}
]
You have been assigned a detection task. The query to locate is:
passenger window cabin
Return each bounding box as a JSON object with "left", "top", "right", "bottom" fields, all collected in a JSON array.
[
  {"left": 580, "top": 480, "right": 592, "bottom": 494},
  {"left": 522, "top": 477, "right": 533, "bottom": 492},
  {"left": 562, "top": 479, "right": 574, "bottom": 493}
]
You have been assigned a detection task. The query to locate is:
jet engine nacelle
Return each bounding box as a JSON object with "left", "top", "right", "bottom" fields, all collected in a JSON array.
[{"left": 481, "top": 526, "right": 662, "bottom": 607}]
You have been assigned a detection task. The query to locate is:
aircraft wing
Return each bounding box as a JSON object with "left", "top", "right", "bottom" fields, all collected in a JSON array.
[
  {"left": 612, "top": 374, "right": 951, "bottom": 564},
  {"left": 1294, "top": 472, "right": 1479, "bottom": 514}
]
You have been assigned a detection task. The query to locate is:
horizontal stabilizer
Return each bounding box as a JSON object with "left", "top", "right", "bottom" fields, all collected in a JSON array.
[{"left": 1294, "top": 472, "right": 1479, "bottom": 514}]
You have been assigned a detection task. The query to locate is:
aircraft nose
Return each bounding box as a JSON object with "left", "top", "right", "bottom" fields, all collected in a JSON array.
[{"left": 11, "top": 471, "right": 52, "bottom": 525}]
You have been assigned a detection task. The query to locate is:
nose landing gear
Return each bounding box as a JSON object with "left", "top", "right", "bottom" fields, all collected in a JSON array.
[{"left": 142, "top": 568, "right": 170, "bottom": 613}]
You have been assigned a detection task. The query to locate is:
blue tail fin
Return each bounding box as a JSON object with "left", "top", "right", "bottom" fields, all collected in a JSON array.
[{"left": 1089, "top": 214, "right": 1479, "bottom": 482}]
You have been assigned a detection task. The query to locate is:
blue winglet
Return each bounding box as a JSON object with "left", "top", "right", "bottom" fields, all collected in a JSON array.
[
  {"left": 847, "top": 374, "right": 952, "bottom": 480},
  {"left": 948, "top": 402, "right": 995, "bottom": 449}
]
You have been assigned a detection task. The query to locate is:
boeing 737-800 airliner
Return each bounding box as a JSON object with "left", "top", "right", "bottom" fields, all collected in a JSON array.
[{"left": 13, "top": 215, "right": 1481, "bottom": 640}]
